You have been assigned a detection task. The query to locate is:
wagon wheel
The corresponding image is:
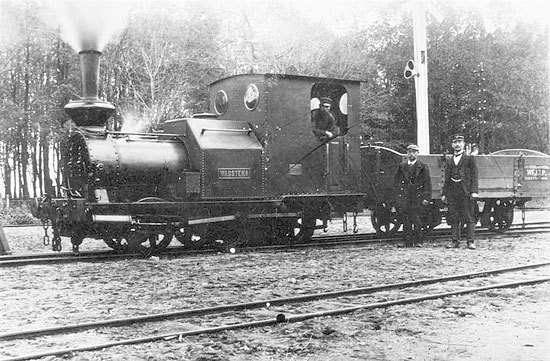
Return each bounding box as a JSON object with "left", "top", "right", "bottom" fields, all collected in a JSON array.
[
  {"left": 487, "top": 200, "right": 514, "bottom": 232},
  {"left": 371, "top": 204, "right": 402, "bottom": 237}
]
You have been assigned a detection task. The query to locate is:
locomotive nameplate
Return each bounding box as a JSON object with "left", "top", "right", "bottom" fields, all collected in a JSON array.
[{"left": 218, "top": 168, "right": 251, "bottom": 179}]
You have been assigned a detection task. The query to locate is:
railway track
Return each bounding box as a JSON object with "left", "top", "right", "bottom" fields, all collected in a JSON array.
[
  {"left": 1, "top": 262, "right": 549, "bottom": 361},
  {"left": 1, "top": 221, "right": 549, "bottom": 267}
]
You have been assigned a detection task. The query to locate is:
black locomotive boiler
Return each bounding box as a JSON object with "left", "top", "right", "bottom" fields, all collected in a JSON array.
[{"left": 31, "top": 50, "right": 364, "bottom": 253}]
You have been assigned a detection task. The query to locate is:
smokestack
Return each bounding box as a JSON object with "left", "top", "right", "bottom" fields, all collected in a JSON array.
[
  {"left": 64, "top": 50, "right": 115, "bottom": 128},
  {"left": 80, "top": 49, "right": 101, "bottom": 99}
]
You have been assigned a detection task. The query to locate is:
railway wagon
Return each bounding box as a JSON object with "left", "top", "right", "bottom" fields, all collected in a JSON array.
[
  {"left": 31, "top": 50, "right": 365, "bottom": 253},
  {"left": 361, "top": 145, "right": 550, "bottom": 236}
]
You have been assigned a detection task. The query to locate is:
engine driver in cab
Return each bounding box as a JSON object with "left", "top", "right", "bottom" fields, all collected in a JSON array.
[{"left": 311, "top": 97, "right": 338, "bottom": 142}]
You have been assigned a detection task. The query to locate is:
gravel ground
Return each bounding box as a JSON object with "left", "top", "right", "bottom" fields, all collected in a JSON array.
[{"left": 1, "top": 210, "right": 549, "bottom": 361}]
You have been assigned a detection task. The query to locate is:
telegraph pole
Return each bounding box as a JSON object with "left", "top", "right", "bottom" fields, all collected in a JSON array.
[{"left": 412, "top": 0, "right": 430, "bottom": 154}]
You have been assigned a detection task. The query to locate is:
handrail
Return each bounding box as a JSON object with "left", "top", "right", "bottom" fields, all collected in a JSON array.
[
  {"left": 201, "top": 128, "right": 252, "bottom": 135},
  {"left": 106, "top": 130, "right": 183, "bottom": 138}
]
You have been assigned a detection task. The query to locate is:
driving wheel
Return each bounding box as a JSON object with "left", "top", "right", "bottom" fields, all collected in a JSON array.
[
  {"left": 131, "top": 230, "right": 174, "bottom": 256},
  {"left": 293, "top": 216, "right": 316, "bottom": 244}
]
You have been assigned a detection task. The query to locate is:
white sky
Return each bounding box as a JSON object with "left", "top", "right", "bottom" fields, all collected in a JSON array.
[
  {"left": 214, "top": 0, "right": 550, "bottom": 28},
  {"left": 1, "top": 0, "right": 548, "bottom": 40},
  {"left": 0, "top": 0, "right": 548, "bottom": 53}
]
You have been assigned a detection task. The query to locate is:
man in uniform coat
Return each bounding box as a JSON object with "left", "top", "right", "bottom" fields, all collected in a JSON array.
[
  {"left": 442, "top": 134, "right": 479, "bottom": 249},
  {"left": 393, "top": 144, "right": 432, "bottom": 247},
  {"left": 311, "top": 97, "right": 338, "bottom": 141}
]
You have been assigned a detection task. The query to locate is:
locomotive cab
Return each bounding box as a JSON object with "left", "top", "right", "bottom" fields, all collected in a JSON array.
[{"left": 209, "top": 74, "right": 363, "bottom": 207}]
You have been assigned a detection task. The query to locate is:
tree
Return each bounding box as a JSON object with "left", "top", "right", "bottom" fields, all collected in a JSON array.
[
  {"left": 101, "top": 1, "right": 226, "bottom": 130},
  {"left": 485, "top": 23, "right": 549, "bottom": 153},
  {"left": 356, "top": 1, "right": 549, "bottom": 154},
  {"left": 1, "top": 0, "right": 548, "bottom": 201}
]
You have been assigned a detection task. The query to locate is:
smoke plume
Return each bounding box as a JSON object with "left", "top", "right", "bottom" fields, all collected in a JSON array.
[{"left": 42, "top": 0, "right": 131, "bottom": 52}]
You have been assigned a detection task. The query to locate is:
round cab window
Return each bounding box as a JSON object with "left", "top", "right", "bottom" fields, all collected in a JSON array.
[
  {"left": 244, "top": 84, "right": 259, "bottom": 110},
  {"left": 214, "top": 90, "right": 228, "bottom": 115}
]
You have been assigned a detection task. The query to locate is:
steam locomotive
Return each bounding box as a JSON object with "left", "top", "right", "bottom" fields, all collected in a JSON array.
[
  {"left": 31, "top": 50, "right": 364, "bottom": 253},
  {"left": 31, "top": 49, "right": 550, "bottom": 254}
]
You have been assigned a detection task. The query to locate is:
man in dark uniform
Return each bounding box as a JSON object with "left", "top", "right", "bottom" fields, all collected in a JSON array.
[
  {"left": 393, "top": 144, "right": 432, "bottom": 247},
  {"left": 311, "top": 97, "right": 337, "bottom": 141},
  {"left": 442, "top": 134, "right": 479, "bottom": 249}
]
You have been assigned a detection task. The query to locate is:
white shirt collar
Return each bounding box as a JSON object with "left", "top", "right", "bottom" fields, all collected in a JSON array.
[{"left": 453, "top": 153, "right": 462, "bottom": 164}]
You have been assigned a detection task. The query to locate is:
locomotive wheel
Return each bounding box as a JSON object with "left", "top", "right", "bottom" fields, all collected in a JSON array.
[
  {"left": 205, "top": 224, "right": 243, "bottom": 252},
  {"left": 131, "top": 230, "right": 174, "bottom": 256},
  {"left": 175, "top": 228, "right": 208, "bottom": 249},
  {"left": 175, "top": 224, "right": 242, "bottom": 251},
  {"left": 70, "top": 226, "right": 86, "bottom": 254},
  {"left": 294, "top": 216, "right": 316, "bottom": 244},
  {"left": 371, "top": 204, "right": 401, "bottom": 237},
  {"left": 131, "top": 198, "right": 174, "bottom": 254},
  {"left": 274, "top": 218, "right": 299, "bottom": 246},
  {"left": 234, "top": 220, "right": 270, "bottom": 247},
  {"left": 103, "top": 236, "right": 129, "bottom": 252},
  {"left": 234, "top": 218, "right": 298, "bottom": 247}
]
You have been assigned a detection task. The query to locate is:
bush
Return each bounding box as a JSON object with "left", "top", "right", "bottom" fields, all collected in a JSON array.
[{"left": 0, "top": 205, "right": 41, "bottom": 226}]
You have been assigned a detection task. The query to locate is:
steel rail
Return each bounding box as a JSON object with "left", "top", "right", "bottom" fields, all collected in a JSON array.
[
  {"left": 1, "top": 222, "right": 549, "bottom": 267},
  {"left": 0, "top": 249, "right": 116, "bottom": 261},
  {"left": 1, "top": 261, "right": 549, "bottom": 341},
  {"left": 310, "top": 223, "right": 550, "bottom": 244},
  {"left": 292, "top": 224, "right": 550, "bottom": 250},
  {"left": 0, "top": 246, "right": 221, "bottom": 266},
  {"left": 2, "top": 276, "right": 549, "bottom": 361},
  {"left": 0, "top": 253, "right": 139, "bottom": 267}
]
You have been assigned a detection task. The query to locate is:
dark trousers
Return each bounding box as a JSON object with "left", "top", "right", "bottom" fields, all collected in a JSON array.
[
  {"left": 401, "top": 204, "right": 424, "bottom": 246},
  {"left": 447, "top": 184, "right": 476, "bottom": 242}
]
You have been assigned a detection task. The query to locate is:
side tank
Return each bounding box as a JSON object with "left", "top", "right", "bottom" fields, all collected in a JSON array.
[{"left": 163, "top": 117, "right": 264, "bottom": 199}]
